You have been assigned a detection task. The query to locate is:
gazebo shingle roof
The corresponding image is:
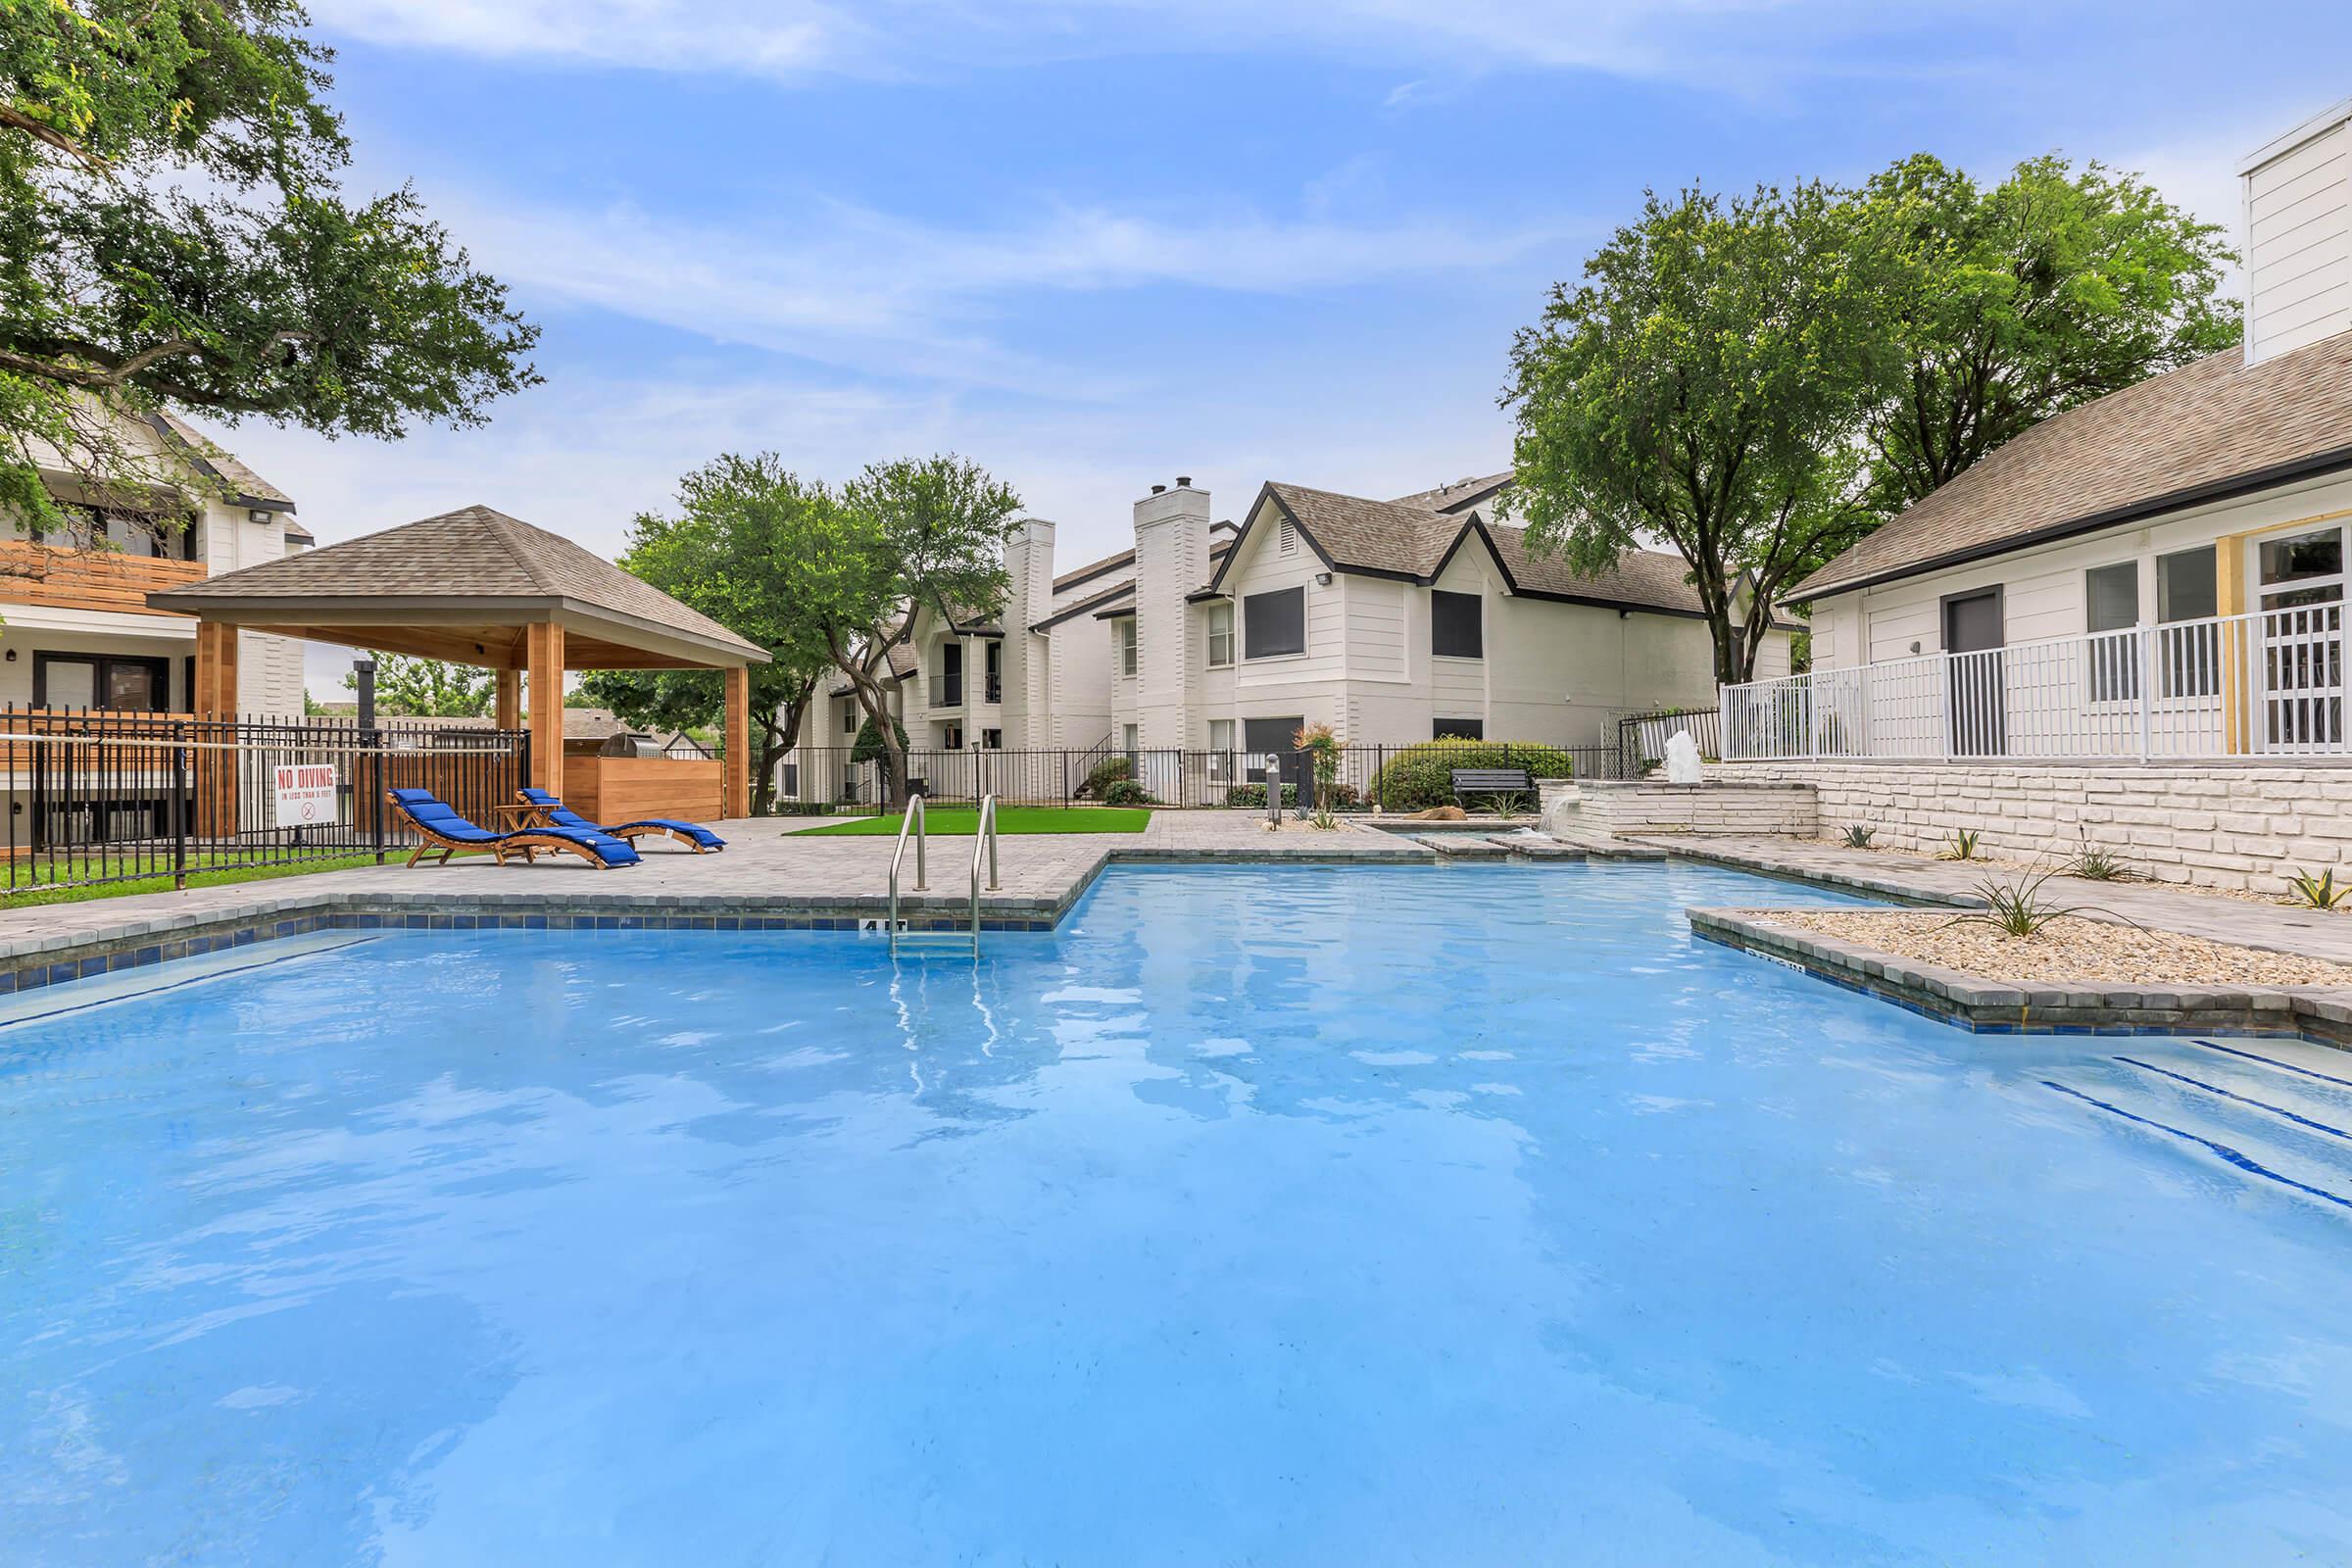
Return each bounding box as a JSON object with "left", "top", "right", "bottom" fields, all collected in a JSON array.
[{"left": 151, "top": 503, "right": 766, "bottom": 663}]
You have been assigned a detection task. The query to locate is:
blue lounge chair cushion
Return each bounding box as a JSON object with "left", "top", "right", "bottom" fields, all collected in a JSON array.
[
  {"left": 520, "top": 788, "right": 725, "bottom": 851},
  {"left": 390, "top": 788, "right": 641, "bottom": 866}
]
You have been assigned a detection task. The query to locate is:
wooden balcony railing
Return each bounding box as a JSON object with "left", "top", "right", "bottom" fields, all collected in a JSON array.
[{"left": 0, "top": 541, "right": 206, "bottom": 616}]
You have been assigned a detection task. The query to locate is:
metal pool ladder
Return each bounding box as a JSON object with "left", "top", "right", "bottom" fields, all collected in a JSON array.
[{"left": 887, "top": 795, "right": 999, "bottom": 956}]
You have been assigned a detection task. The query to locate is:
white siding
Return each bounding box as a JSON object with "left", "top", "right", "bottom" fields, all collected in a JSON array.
[{"left": 2246, "top": 107, "right": 2351, "bottom": 364}]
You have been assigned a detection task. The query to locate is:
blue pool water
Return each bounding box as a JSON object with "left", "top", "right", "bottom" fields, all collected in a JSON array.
[{"left": 6, "top": 862, "right": 2352, "bottom": 1564}]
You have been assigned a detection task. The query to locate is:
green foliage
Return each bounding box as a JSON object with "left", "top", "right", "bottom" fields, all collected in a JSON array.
[
  {"left": 1937, "top": 828, "right": 1981, "bottom": 861},
  {"left": 578, "top": 455, "right": 842, "bottom": 813},
  {"left": 564, "top": 688, "right": 606, "bottom": 708},
  {"left": 1366, "top": 739, "right": 1575, "bottom": 813},
  {"left": 1224, "top": 782, "right": 1298, "bottom": 808},
  {"left": 1502, "top": 179, "right": 1892, "bottom": 684},
  {"left": 2068, "top": 835, "right": 2128, "bottom": 881},
  {"left": 849, "top": 714, "right": 910, "bottom": 773},
  {"left": 345, "top": 653, "right": 490, "bottom": 718},
  {"left": 2287, "top": 868, "right": 2352, "bottom": 911},
  {"left": 1502, "top": 153, "right": 2241, "bottom": 684},
  {"left": 1073, "top": 754, "right": 1133, "bottom": 801},
  {"left": 1842, "top": 824, "right": 1877, "bottom": 849},
  {"left": 1858, "top": 153, "right": 2238, "bottom": 515},
  {"left": 1099, "top": 779, "right": 1156, "bottom": 807},
  {"left": 0, "top": 0, "right": 537, "bottom": 538},
  {"left": 1294, "top": 721, "right": 1345, "bottom": 813},
  {"left": 1953, "top": 865, "right": 2131, "bottom": 939}
]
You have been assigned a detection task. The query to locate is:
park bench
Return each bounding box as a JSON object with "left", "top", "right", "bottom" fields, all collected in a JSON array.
[{"left": 1449, "top": 766, "right": 1535, "bottom": 811}]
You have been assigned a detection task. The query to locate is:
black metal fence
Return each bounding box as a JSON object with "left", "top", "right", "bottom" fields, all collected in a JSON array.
[
  {"left": 1613, "top": 706, "right": 1723, "bottom": 776},
  {"left": 779, "top": 740, "right": 1629, "bottom": 816},
  {"left": 2, "top": 707, "right": 528, "bottom": 895}
]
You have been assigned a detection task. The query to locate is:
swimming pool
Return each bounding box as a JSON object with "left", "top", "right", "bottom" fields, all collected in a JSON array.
[{"left": 6, "top": 861, "right": 2352, "bottom": 1564}]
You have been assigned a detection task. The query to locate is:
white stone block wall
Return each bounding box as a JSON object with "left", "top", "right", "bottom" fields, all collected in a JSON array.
[
  {"left": 1724, "top": 761, "right": 2352, "bottom": 895},
  {"left": 1540, "top": 779, "right": 1821, "bottom": 838}
]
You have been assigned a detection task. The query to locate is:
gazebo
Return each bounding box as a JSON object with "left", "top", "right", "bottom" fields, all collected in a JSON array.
[{"left": 149, "top": 504, "right": 769, "bottom": 818}]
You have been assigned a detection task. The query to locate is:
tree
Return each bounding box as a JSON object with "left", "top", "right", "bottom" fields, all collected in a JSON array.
[
  {"left": 1857, "top": 153, "right": 2238, "bottom": 515},
  {"left": 345, "top": 654, "right": 491, "bottom": 717},
  {"left": 576, "top": 454, "right": 838, "bottom": 815},
  {"left": 1501, "top": 181, "right": 1894, "bottom": 683},
  {"left": 829, "top": 455, "right": 1024, "bottom": 802},
  {"left": 0, "top": 0, "right": 537, "bottom": 546}
]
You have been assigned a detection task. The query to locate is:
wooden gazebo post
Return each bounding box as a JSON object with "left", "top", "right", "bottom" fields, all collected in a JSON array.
[
  {"left": 724, "top": 665, "right": 751, "bottom": 820},
  {"left": 526, "top": 619, "right": 565, "bottom": 795},
  {"left": 191, "top": 617, "right": 238, "bottom": 837}
]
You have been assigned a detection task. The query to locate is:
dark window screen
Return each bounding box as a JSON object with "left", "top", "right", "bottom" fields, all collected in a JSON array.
[{"left": 1245, "top": 587, "right": 1305, "bottom": 659}]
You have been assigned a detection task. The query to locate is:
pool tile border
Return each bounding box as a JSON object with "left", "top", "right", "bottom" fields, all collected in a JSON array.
[{"left": 1689, "top": 907, "right": 2352, "bottom": 1048}]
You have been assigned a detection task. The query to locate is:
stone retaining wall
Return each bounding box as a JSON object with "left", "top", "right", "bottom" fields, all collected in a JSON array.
[
  {"left": 1541, "top": 778, "right": 1820, "bottom": 838},
  {"left": 1721, "top": 760, "right": 2347, "bottom": 895}
]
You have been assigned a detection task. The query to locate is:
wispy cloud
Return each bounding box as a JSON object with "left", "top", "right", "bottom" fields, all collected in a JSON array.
[
  {"left": 416, "top": 182, "right": 1576, "bottom": 394},
  {"left": 309, "top": 0, "right": 2017, "bottom": 91}
]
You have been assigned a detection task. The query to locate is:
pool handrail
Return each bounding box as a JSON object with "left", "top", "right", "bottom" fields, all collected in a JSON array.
[
  {"left": 967, "top": 794, "right": 1000, "bottom": 953},
  {"left": 888, "top": 795, "right": 927, "bottom": 952}
]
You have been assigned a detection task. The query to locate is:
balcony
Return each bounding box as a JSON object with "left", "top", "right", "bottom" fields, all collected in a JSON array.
[
  {"left": 1719, "top": 606, "right": 2333, "bottom": 762},
  {"left": 0, "top": 541, "right": 205, "bottom": 617},
  {"left": 929, "top": 675, "right": 962, "bottom": 709}
]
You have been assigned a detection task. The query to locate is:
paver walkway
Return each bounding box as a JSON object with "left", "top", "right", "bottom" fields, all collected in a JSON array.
[
  {"left": 1656, "top": 834, "right": 2352, "bottom": 965},
  {"left": 0, "top": 811, "right": 1433, "bottom": 967}
]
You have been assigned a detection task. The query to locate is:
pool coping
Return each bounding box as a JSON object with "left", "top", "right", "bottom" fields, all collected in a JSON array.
[
  {"left": 1688, "top": 906, "right": 2352, "bottom": 1047},
  {"left": 0, "top": 841, "right": 1446, "bottom": 997}
]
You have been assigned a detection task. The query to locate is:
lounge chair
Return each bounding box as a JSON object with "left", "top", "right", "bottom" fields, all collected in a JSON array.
[
  {"left": 516, "top": 787, "right": 726, "bottom": 854},
  {"left": 385, "top": 788, "right": 641, "bottom": 869}
]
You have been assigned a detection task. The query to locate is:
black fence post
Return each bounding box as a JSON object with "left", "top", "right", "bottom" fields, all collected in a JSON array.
[{"left": 171, "top": 718, "right": 188, "bottom": 891}]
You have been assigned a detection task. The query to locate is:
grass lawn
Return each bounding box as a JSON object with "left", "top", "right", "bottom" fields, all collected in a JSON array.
[
  {"left": 798, "top": 806, "right": 1152, "bottom": 837},
  {"left": 1, "top": 853, "right": 387, "bottom": 909}
]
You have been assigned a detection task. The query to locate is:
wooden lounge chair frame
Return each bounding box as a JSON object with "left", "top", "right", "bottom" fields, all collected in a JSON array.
[
  {"left": 386, "top": 792, "right": 630, "bottom": 870},
  {"left": 514, "top": 788, "right": 726, "bottom": 854}
]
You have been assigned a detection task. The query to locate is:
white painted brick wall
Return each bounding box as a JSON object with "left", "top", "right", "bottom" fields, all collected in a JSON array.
[{"left": 1725, "top": 761, "right": 2347, "bottom": 895}]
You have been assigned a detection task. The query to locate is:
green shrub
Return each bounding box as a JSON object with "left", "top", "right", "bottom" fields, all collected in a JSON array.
[
  {"left": 1224, "top": 781, "right": 1302, "bottom": 808},
  {"left": 1365, "top": 739, "right": 1575, "bottom": 813},
  {"left": 849, "top": 715, "right": 910, "bottom": 779},
  {"left": 1100, "top": 779, "right": 1157, "bottom": 807},
  {"left": 1073, "top": 754, "right": 1133, "bottom": 801}
]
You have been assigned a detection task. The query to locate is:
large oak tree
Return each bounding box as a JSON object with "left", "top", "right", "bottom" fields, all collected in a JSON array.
[{"left": 0, "top": 0, "right": 537, "bottom": 543}]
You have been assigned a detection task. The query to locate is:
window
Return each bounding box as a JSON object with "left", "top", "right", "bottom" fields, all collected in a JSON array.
[
  {"left": 1206, "top": 601, "right": 1234, "bottom": 666},
  {"left": 33, "top": 653, "right": 171, "bottom": 711},
  {"left": 1243, "top": 715, "right": 1305, "bottom": 787},
  {"left": 1122, "top": 722, "right": 1139, "bottom": 754},
  {"left": 2084, "top": 562, "right": 2139, "bottom": 703},
  {"left": 1207, "top": 717, "right": 1235, "bottom": 780},
  {"left": 1245, "top": 586, "right": 1305, "bottom": 659},
  {"left": 1434, "top": 716, "right": 1484, "bottom": 740},
  {"left": 941, "top": 725, "right": 962, "bottom": 751},
  {"left": 981, "top": 728, "right": 1002, "bottom": 750},
  {"left": 1113, "top": 616, "right": 1138, "bottom": 676},
  {"left": 984, "top": 641, "right": 1002, "bottom": 704},
  {"left": 2157, "top": 546, "right": 2220, "bottom": 699},
  {"left": 781, "top": 762, "right": 800, "bottom": 797},
  {"left": 931, "top": 641, "right": 963, "bottom": 708},
  {"left": 843, "top": 702, "right": 857, "bottom": 734},
  {"left": 1432, "top": 590, "right": 1483, "bottom": 659}
]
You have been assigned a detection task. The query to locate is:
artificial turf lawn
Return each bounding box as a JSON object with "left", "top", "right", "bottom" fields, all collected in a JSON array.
[
  {"left": 797, "top": 807, "right": 1151, "bottom": 836},
  {"left": 0, "top": 853, "right": 385, "bottom": 907}
]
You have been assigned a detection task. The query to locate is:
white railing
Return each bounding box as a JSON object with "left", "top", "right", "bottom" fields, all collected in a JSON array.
[{"left": 1720, "top": 605, "right": 2346, "bottom": 762}]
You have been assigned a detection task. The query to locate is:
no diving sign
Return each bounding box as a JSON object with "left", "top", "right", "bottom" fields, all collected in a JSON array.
[{"left": 272, "top": 762, "right": 341, "bottom": 826}]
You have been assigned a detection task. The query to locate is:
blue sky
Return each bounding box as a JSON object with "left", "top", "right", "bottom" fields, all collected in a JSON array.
[{"left": 222, "top": 0, "right": 2351, "bottom": 696}]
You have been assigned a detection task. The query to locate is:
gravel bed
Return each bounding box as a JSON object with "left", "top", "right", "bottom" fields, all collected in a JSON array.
[
  {"left": 1808, "top": 837, "right": 2347, "bottom": 912},
  {"left": 1758, "top": 907, "right": 2352, "bottom": 987}
]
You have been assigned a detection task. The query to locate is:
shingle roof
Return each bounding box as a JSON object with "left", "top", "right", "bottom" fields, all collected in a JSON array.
[
  {"left": 1793, "top": 333, "right": 2352, "bottom": 601},
  {"left": 151, "top": 413, "right": 294, "bottom": 511},
  {"left": 1390, "top": 470, "right": 1514, "bottom": 514},
  {"left": 150, "top": 503, "right": 767, "bottom": 662},
  {"left": 1205, "top": 480, "right": 1743, "bottom": 620}
]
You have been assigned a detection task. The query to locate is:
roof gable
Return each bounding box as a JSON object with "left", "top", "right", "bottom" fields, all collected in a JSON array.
[
  {"left": 150, "top": 503, "right": 767, "bottom": 662},
  {"left": 1793, "top": 332, "right": 2352, "bottom": 601}
]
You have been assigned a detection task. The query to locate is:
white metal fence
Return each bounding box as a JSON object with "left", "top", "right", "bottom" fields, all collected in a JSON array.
[{"left": 1719, "top": 605, "right": 2346, "bottom": 762}]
